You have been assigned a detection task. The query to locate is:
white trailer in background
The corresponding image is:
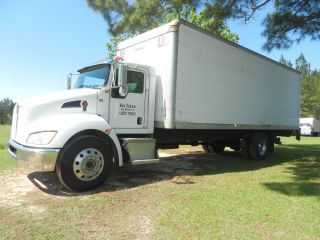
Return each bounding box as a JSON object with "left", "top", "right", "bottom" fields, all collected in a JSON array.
[
  {"left": 300, "top": 118, "right": 320, "bottom": 136},
  {"left": 8, "top": 20, "right": 301, "bottom": 191}
]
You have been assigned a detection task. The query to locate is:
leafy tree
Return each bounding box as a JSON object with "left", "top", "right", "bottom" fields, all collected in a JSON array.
[
  {"left": 171, "top": 5, "right": 239, "bottom": 42},
  {"left": 312, "top": 70, "right": 320, "bottom": 119},
  {"left": 87, "top": 1, "right": 227, "bottom": 36},
  {"left": 0, "top": 98, "right": 15, "bottom": 125},
  {"left": 200, "top": 0, "right": 320, "bottom": 51},
  {"left": 106, "top": 33, "right": 133, "bottom": 59},
  {"left": 88, "top": 1, "right": 320, "bottom": 52},
  {"left": 87, "top": 0, "right": 239, "bottom": 59}
]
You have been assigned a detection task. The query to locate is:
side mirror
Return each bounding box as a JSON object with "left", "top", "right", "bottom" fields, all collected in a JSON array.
[
  {"left": 67, "top": 73, "right": 72, "bottom": 90},
  {"left": 118, "top": 63, "right": 128, "bottom": 96}
]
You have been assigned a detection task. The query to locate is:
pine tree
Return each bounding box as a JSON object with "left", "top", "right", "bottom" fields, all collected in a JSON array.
[{"left": 295, "top": 54, "right": 320, "bottom": 119}]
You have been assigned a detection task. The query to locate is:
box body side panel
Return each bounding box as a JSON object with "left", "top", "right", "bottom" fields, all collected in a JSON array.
[
  {"left": 118, "top": 21, "right": 301, "bottom": 130},
  {"left": 175, "top": 24, "right": 300, "bottom": 129}
]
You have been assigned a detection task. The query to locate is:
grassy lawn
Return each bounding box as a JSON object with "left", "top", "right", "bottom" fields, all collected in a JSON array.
[
  {"left": 156, "top": 137, "right": 320, "bottom": 239},
  {"left": 0, "top": 124, "right": 319, "bottom": 239},
  {"left": 0, "top": 125, "right": 17, "bottom": 171}
]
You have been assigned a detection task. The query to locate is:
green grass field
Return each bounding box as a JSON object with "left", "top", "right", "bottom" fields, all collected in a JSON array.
[
  {"left": 0, "top": 125, "right": 319, "bottom": 239},
  {"left": 156, "top": 137, "right": 320, "bottom": 239},
  {"left": 0, "top": 125, "right": 16, "bottom": 171}
]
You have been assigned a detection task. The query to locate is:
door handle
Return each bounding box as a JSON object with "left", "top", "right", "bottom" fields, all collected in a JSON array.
[{"left": 137, "top": 117, "right": 142, "bottom": 125}]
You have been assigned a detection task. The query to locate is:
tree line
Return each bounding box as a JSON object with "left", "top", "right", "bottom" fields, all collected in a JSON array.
[
  {"left": 0, "top": 98, "right": 15, "bottom": 125},
  {"left": 280, "top": 53, "right": 320, "bottom": 119}
]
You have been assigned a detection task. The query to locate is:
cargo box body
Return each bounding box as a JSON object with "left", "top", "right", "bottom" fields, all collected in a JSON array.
[{"left": 118, "top": 20, "right": 301, "bottom": 132}]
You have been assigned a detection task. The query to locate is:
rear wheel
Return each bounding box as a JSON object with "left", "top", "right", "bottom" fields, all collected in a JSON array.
[
  {"left": 229, "top": 141, "right": 241, "bottom": 152},
  {"left": 202, "top": 144, "right": 209, "bottom": 153},
  {"left": 56, "top": 135, "right": 113, "bottom": 191},
  {"left": 203, "top": 143, "right": 225, "bottom": 154},
  {"left": 209, "top": 144, "right": 225, "bottom": 154},
  {"left": 248, "top": 133, "right": 268, "bottom": 160}
]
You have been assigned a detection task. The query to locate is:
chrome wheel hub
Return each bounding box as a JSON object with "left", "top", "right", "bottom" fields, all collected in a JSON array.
[
  {"left": 257, "top": 139, "right": 267, "bottom": 156},
  {"left": 73, "top": 148, "right": 104, "bottom": 181}
]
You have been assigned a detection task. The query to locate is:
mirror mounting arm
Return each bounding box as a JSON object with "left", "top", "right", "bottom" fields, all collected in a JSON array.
[
  {"left": 118, "top": 63, "right": 128, "bottom": 97},
  {"left": 67, "top": 73, "right": 73, "bottom": 90}
]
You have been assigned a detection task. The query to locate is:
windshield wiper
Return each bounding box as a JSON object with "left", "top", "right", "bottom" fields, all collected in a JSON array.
[{"left": 78, "top": 85, "right": 103, "bottom": 89}]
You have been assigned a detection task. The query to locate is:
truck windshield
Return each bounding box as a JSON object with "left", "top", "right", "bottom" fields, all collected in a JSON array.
[{"left": 74, "top": 64, "right": 110, "bottom": 89}]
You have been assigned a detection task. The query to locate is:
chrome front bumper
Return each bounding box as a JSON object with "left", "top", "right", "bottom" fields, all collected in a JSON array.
[{"left": 8, "top": 139, "right": 60, "bottom": 171}]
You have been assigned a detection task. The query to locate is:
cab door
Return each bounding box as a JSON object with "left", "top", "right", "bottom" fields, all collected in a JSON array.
[{"left": 109, "top": 67, "right": 148, "bottom": 131}]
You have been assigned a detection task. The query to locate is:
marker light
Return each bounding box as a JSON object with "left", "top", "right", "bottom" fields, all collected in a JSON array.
[
  {"left": 169, "top": 24, "right": 178, "bottom": 31},
  {"left": 82, "top": 100, "right": 88, "bottom": 111},
  {"left": 113, "top": 56, "right": 121, "bottom": 62}
]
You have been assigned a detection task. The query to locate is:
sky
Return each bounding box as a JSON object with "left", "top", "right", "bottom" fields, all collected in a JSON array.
[{"left": 0, "top": 1, "right": 319, "bottom": 102}]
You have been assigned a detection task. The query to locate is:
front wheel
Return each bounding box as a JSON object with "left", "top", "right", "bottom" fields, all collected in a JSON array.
[{"left": 56, "top": 135, "right": 113, "bottom": 191}]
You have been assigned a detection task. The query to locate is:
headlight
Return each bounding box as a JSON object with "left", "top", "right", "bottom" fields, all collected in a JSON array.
[{"left": 27, "top": 131, "right": 57, "bottom": 145}]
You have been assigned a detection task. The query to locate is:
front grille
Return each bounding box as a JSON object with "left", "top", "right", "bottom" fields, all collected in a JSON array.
[
  {"left": 15, "top": 105, "right": 20, "bottom": 138},
  {"left": 10, "top": 105, "right": 18, "bottom": 139},
  {"left": 11, "top": 104, "right": 28, "bottom": 142},
  {"left": 9, "top": 144, "right": 17, "bottom": 155}
]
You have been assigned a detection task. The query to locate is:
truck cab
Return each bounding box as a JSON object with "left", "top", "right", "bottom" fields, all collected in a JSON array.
[{"left": 8, "top": 60, "right": 158, "bottom": 191}]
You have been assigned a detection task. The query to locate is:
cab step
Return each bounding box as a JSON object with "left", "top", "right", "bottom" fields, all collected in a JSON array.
[{"left": 131, "top": 158, "right": 160, "bottom": 165}]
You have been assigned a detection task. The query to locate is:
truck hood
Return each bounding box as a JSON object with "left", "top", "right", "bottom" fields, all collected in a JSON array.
[
  {"left": 11, "top": 89, "right": 99, "bottom": 145},
  {"left": 19, "top": 89, "right": 98, "bottom": 107}
]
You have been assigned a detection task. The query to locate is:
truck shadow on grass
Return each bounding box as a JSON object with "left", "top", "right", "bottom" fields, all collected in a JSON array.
[
  {"left": 262, "top": 144, "right": 320, "bottom": 197},
  {"left": 27, "top": 144, "right": 320, "bottom": 197}
]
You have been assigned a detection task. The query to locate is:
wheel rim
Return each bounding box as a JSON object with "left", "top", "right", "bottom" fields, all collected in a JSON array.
[
  {"left": 73, "top": 148, "right": 104, "bottom": 181},
  {"left": 257, "top": 139, "right": 267, "bottom": 156}
]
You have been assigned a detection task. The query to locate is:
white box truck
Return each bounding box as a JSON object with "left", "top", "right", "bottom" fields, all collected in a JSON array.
[
  {"left": 8, "top": 20, "right": 301, "bottom": 191},
  {"left": 300, "top": 118, "right": 320, "bottom": 136}
]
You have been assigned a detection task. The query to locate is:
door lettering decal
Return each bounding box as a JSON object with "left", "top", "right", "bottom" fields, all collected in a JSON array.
[{"left": 119, "top": 103, "right": 136, "bottom": 116}]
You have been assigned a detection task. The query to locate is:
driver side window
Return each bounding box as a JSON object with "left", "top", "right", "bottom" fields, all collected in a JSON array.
[
  {"left": 127, "top": 70, "right": 144, "bottom": 94},
  {"left": 111, "top": 70, "right": 144, "bottom": 98}
]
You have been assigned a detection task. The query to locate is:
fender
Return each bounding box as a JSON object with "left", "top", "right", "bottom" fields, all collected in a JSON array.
[{"left": 26, "top": 113, "right": 123, "bottom": 166}]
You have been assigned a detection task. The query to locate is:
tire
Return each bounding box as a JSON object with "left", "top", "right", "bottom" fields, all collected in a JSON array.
[
  {"left": 229, "top": 141, "right": 241, "bottom": 152},
  {"left": 248, "top": 133, "right": 268, "bottom": 160},
  {"left": 207, "top": 143, "right": 225, "bottom": 154},
  {"left": 202, "top": 144, "right": 209, "bottom": 153},
  {"left": 56, "top": 135, "right": 113, "bottom": 191}
]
